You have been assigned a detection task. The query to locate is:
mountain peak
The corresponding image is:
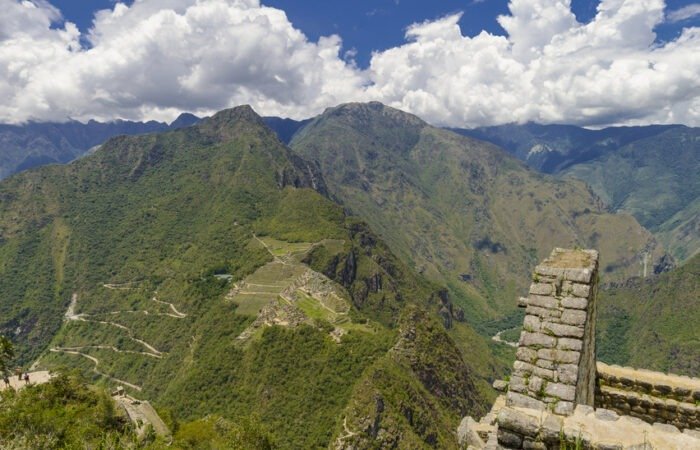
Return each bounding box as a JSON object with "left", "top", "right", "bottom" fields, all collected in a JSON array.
[
  {"left": 322, "top": 101, "right": 426, "bottom": 129},
  {"left": 198, "top": 105, "right": 269, "bottom": 140},
  {"left": 169, "top": 112, "right": 200, "bottom": 129}
]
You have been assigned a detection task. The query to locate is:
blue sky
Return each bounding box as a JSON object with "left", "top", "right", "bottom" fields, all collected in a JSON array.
[
  {"left": 3, "top": 0, "right": 700, "bottom": 127},
  {"left": 51, "top": 0, "right": 698, "bottom": 67}
]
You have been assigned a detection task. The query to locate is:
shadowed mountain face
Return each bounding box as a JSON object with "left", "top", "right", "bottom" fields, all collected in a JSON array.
[
  {"left": 0, "top": 113, "right": 201, "bottom": 180},
  {"left": 289, "top": 102, "right": 665, "bottom": 330},
  {"left": 0, "top": 105, "right": 491, "bottom": 449}
]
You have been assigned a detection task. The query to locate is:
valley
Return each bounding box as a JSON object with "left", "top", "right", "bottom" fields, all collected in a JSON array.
[{"left": 0, "top": 101, "right": 696, "bottom": 448}]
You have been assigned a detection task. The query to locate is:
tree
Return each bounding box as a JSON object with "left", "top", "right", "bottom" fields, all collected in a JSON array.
[{"left": 0, "top": 336, "right": 14, "bottom": 376}]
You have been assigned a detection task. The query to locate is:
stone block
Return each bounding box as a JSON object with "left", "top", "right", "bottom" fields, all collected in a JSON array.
[
  {"left": 594, "top": 408, "right": 620, "bottom": 421},
  {"left": 497, "top": 429, "right": 523, "bottom": 448},
  {"left": 535, "top": 265, "right": 565, "bottom": 278},
  {"left": 574, "top": 404, "right": 594, "bottom": 416},
  {"left": 544, "top": 382, "right": 576, "bottom": 401},
  {"left": 513, "top": 360, "right": 535, "bottom": 376},
  {"left": 540, "top": 414, "right": 564, "bottom": 443},
  {"left": 565, "top": 268, "right": 593, "bottom": 283},
  {"left": 537, "top": 348, "right": 580, "bottom": 364},
  {"left": 518, "top": 296, "right": 529, "bottom": 307},
  {"left": 652, "top": 422, "right": 680, "bottom": 433},
  {"left": 523, "top": 314, "right": 542, "bottom": 332},
  {"left": 560, "top": 309, "right": 587, "bottom": 326},
  {"left": 509, "top": 375, "right": 527, "bottom": 394},
  {"left": 523, "top": 438, "right": 546, "bottom": 450},
  {"left": 533, "top": 366, "right": 555, "bottom": 381},
  {"left": 683, "top": 429, "right": 700, "bottom": 439},
  {"left": 493, "top": 379, "right": 509, "bottom": 392},
  {"left": 516, "top": 347, "right": 538, "bottom": 364},
  {"left": 556, "top": 338, "right": 582, "bottom": 351},
  {"left": 536, "top": 359, "right": 555, "bottom": 369},
  {"left": 530, "top": 283, "right": 554, "bottom": 296},
  {"left": 506, "top": 392, "right": 546, "bottom": 411},
  {"left": 528, "top": 295, "right": 558, "bottom": 309},
  {"left": 497, "top": 407, "right": 540, "bottom": 436},
  {"left": 561, "top": 296, "right": 587, "bottom": 310},
  {"left": 527, "top": 375, "right": 543, "bottom": 393},
  {"left": 571, "top": 283, "right": 591, "bottom": 298},
  {"left": 520, "top": 331, "right": 556, "bottom": 348},
  {"left": 457, "top": 416, "right": 485, "bottom": 448},
  {"left": 526, "top": 305, "right": 562, "bottom": 319},
  {"left": 542, "top": 322, "right": 584, "bottom": 338},
  {"left": 553, "top": 401, "right": 575, "bottom": 415},
  {"left": 556, "top": 364, "right": 579, "bottom": 384}
]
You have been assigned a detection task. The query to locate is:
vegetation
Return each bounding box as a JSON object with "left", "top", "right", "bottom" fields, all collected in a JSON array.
[
  {"left": 562, "top": 127, "right": 700, "bottom": 263},
  {"left": 0, "top": 105, "right": 491, "bottom": 448},
  {"left": 290, "top": 102, "right": 662, "bottom": 329},
  {"left": 0, "top": 372, "right": 141, "bottom": 448},
  {"left": 597, "top": 253, "right": 700, "bottom": 376},
  {"left": 0, "top": 336, "right": 13, "bottom": 376}
]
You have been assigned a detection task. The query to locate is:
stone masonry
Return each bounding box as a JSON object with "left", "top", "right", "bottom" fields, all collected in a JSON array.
[
  {"left": 458, "top": 247, "right": 700, "bottom": 450},
  {"left": 506, "top": 248, "right": 599, "bottom": 416}
]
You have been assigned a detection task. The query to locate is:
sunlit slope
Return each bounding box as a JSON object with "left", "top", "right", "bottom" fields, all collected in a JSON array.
[
  {"left": 597, "top": 253, "right": 700, "bottom": 377},
  {"left": 0, "top": 105, "right": 493, "bottom": 448},
  {"left": 290, "top": 102, "right": 665, "bottom": 328},
  {"left": 562, "top": 127, "right": 700, "bottom": 263}
]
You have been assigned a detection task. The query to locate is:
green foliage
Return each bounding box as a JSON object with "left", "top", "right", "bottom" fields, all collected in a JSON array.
[
  {"left": 0, "top": 372, "right": 137, "bottom": 448},
  {"left": 290, "top": 102, "right": 663, "bottom": 328},
  {"left": 0, "top": 335, "right": 13, "bottom": 376},
  {"left": 563, "top": 127, "right": 700, "bottom": 262},
  {"left": 597, "top": 253, "right": 700, "bottom": 376}
]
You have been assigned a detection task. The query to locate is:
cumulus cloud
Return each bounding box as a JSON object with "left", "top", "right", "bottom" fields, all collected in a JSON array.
[{"left": 0, "top": 0, "right": 699, "bottom": 127}]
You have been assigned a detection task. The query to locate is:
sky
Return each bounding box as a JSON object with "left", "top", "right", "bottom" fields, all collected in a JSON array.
[{"left": 1, "top": 0, "right": 699, "bottom": 127}]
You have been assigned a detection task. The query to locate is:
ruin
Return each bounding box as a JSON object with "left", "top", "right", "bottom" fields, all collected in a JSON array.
[{"left": 460, "top": 248, "right": 700, "bottom": 449}]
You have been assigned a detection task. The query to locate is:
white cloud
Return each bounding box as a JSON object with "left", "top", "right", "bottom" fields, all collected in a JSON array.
[
  {"left": 667, "top": 3, "right": 700, "bottom": 23},
  {"left": 0, "top": 0, "right": 699, "bottom": 127}
]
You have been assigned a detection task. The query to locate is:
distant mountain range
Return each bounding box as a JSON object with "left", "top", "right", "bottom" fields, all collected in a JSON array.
[
  {"left": 450, "top": 124, "right": 699, "bottom": 263},
  {"left": 0, "top": 113, "right": 200, "bottom": 180}
]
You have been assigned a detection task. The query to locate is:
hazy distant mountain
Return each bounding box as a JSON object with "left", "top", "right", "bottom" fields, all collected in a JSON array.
[
  {"left": 562, "top": 127, "right": 700, "bottom": 262},
  {"left": 450, "top": 123, "right": 682, "bottom": 174},
  {"left": 0, "top": 113, "right": 201, "bottom": 180}
]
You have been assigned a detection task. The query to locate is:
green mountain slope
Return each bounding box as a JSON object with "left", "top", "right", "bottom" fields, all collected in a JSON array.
[
  {"left": 597, "top": 253, "right": 700, "bottom": 377},
  {"left": 290, "top": 102, "right": 665, "bottom": 330},
  {"left": 0, "top": 106, "right": 491, "bottom": 448},
  {"left": 562, "top": 127, "right": 700, "bottom": 263}
]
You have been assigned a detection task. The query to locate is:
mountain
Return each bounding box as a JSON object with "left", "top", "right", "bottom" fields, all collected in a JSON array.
[
  {"left": 288, "top": 102, "right": 666, "bottom": 332},
  {"left": 597, "top": 253, "right": 700, "bottom": 377},
  {"left": 450, "top": 123, "right": 682, "bottom": 174},
  {"left": 451, "top": 123, "right": 699, "bottom": 263},
  {"left": 562, "top": 127, "right": 700, "bottom": 262},
  {"left": 0, "top": 105, "right": 490, "bottom": 448},
  {"left": 0, "top": 114, "right": 201, "bottom": 181},
  {"left": 263, "top": 117, "right": 312, "bottom": 145}
]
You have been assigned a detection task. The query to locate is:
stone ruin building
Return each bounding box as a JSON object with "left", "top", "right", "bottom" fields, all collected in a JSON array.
[{"left": 460, "top": 248, "right": 700, "bottom": 449}]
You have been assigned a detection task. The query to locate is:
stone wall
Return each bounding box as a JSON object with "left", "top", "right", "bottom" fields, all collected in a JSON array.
[
  {"left": 506, "top": 248, "right": 599, "bottom": 416},
  {"left": 458, "top": 247, "right": 700, "bottom": 449},
  {"left": 596, "top": 362, "right": 700, "bottom": 430}
]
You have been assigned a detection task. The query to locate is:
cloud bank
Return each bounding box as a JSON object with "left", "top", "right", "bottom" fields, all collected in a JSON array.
[{"left": 0, "top": 0, "right": 698, "bottom": 127}]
